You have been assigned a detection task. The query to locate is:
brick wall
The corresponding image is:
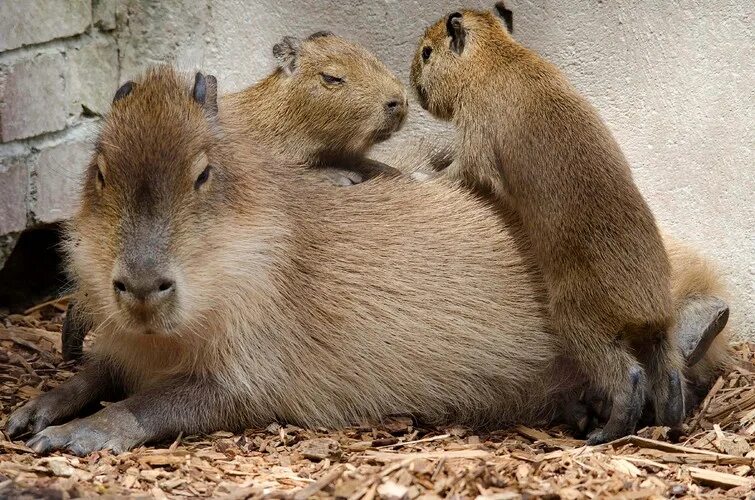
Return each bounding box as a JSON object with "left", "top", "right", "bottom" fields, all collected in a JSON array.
[{"left": 0, "top": 0, "right": 118, "bottom": 264}]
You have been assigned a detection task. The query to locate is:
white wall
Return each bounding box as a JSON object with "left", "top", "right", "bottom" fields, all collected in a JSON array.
[{"left": 120, "top": 0, "right": 754, "bottom": 338}]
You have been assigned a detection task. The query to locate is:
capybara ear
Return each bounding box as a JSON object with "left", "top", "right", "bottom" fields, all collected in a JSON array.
[
  {"left": 446, "top": 12, "right": 466, "bottom": 55},
  {"left": 193, "top": 72, "right": 207, "bottom": 105},
  {"left": 273, "top": 36, "right": 301, "bottom": 76},
  {"left": 674, "top": 295, "right": 730, "bottom": 366},
  {"left": 307, "top": 30, "right": 334, "bottom": 40},
  {"left": 113, "top": 81, "right": 135, "bottom": 103},
  {"left": 204, "top": 74, "right": 218, "bottom": 116},
  {"left": 193, "top": 72, "right": 219, "bottom": 117},
  {"left": 494, "top": 2, "right": 514, "bottom": 33}
]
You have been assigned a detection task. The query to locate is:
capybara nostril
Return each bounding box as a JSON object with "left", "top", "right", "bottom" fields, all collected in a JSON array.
[
  {"left": 113, "top": 274, "right": 175, "bottom": 302},
  {"left": 385, "top": 99, "right": 401, "bottom": 112}
]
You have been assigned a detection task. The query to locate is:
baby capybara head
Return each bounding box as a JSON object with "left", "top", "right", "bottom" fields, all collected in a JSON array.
[
  {"left": 411, "top": 9, "right": 509, "bottom": 120},
  {"left": 68, "top": 66, "right": 246, "bottom": 338},
  {"left": 272, "top": 31, "right": 408, "bottom": 153}
]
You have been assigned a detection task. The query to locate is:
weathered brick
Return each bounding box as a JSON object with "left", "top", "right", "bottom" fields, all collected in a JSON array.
[
  {"left": 0, "top": 157, "right": 27, "bottom": 234},
  {"left": 0, "top": 54, "right": 67, "bottom": 142},
  {"left": 0, "top": 0, "right": 91, "bottom": 52},
  {"left": 93, "top": 0, "right": 117, "bottom": 31},
  {"left": 34, "top": 140, "right": 92, "bottom": 223},
  {"left": 66, "top": 38, "right": 119, "bottom": 117},
  {"left": 118, "top": 0, "right": 209, "bottom": 79}
]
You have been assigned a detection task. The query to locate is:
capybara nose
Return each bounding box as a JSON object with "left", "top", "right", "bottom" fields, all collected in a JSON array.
[
  {"left": 385, "top": 95, "right": 408, "bottom": 130},
  {"left": 385, "top": 98, "right": 406, "bottom": 115},
  {"left": 113, "top": 275, "right": 175, "bottom": 303}
]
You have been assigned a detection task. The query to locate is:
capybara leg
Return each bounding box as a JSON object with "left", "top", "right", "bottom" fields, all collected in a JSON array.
[
  {"left": 586, "top": 362, "right": 646, "bottom": 445},
  {"left": 635, "top": 328, "right": 686, "bottom": 433},
  {"left": 61, "top": 301, "right": 91, "bottom": 362},
  {"left": 555, "top": 312, "right": 647, "bottom": 445},
  {"left": 6, "top": 360, "right": 119, "bottom": 439},
  {"left": 25, "top": 375, "right": 238, "bottom": 455},
  {"left": 557, "top": 392, "right": 603, "bottom": 438}
]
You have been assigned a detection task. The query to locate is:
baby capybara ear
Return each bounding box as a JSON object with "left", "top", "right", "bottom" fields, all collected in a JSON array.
[
  {"left": 193, "top": 72, "right": 219, "bottom": 117},
  {"left": 113, "top": 81, "right": 135, "bottom": 103},
  {"left": 446, "top": 12, "right": 466, "bottom": 54},
  {"left": 307, "top": 30, "right": 334, "bottom": 40},
  {"left": 272, "top": 36, "right": 301, "bottom": 76},
  {"left": 494, "top": 2, "right": 514, "bottom": 33}
]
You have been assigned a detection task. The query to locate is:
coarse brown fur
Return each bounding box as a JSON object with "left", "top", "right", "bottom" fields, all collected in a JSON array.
[
  {"left": 221, "top": 32, "right": 408, "bottom": 181},
  {"left": 59, "top": 33, "right": 410, "bottom": 361},
  {"left": 571, "top": 234, "right": 734, "bottom": 430},
  {"left": 8, "top": 68, "right": 732, "bottom": 453},
  {"left": 8, "top": 67, "right": 576, "bottom": 454},
  {"left": 381, "top": 143, "right": 732, "bottom": 417},
  {"left": 411, "top": 9, "right": 683, "bottom": 442}
]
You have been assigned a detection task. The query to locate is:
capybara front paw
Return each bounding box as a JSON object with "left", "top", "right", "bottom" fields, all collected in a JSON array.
[
  {"left": 324, "top": 168, "right": 364, "bottom": 186},
  {"left": 26, "top": 418, "right": 135, "bottom": 456},
  {"left": 6, "top": 397, "right": 60, "bottom": 439}
]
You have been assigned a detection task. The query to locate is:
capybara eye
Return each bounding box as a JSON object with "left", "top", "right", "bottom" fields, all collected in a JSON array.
[
  {"left": 422, "top": 46, "right": 433, "bottom": 61},
  {"left": 95, "top": 154, "right": 107, "bottom": 191},
  {"left": 96, "top": 168, "right": 105, "bottom": 190},
  {"left": 194, "top": 165, "right": 212, "bottom": 190},
  {"left": 320, "top": 73, "right": 344, "bottom": 85}
]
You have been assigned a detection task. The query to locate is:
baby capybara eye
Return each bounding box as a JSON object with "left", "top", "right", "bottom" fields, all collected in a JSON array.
[{"left": 194, "top": 165, "right": 212, "bottom": 190}]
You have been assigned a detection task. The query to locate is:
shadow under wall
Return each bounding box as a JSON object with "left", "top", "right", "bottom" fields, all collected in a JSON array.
[{"left": 0, "top": 223, "right": 68, "bottom": 314}]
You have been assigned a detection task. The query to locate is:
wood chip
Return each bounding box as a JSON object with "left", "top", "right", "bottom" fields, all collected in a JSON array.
[
  {"left": 292, "top": 465, "right": 344, "bottom": 500},
  {"left": 377, "top": 434, "right": 451, "bottom": 449},
  {"left": 376, "top": 480, "right": 409, "bottom": 500},
  {"left": 515, "top": 425, "right": 552, "bottom": 442},
  {"left": 40, "top": 458, "right": 76, "bottom": 477},
  {"left": 365, "top": 450, "right": 492, "bottom": 462},
  {"left": 608, "top": 458, "right": 643, "bottom": 477},
  {"left": 298, "top": 437, "right": 342, "bottom": 461},
  {"left": 689, "top": 467, "right": 754, "bottom": 489},
  {"left": 611, "top": 435, "right": 738, "bottom": 458}
]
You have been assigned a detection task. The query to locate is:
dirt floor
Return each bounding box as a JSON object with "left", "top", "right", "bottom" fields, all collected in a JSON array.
[{"left": 1, "top": 298, "right": 754, "bottom": 499}]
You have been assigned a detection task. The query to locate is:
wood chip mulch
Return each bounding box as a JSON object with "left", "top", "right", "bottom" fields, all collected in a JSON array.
[{"left": 1, "top": 298, "right": 754, "bottom": 499}]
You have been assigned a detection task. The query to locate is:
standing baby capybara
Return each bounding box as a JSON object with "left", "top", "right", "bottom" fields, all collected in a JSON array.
[{"left": 411, "top": 6, "right": 683, "bottom": 443}]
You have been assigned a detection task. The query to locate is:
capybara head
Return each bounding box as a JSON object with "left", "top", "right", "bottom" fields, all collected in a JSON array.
[
  {"left": 67, "top": 67, "right": 248, "bottom": 339},
  {"left": 411, "top": 9, "right": 510, "bottom": 120},
  {"left": 272, "top": 31, "right": 408, "bottom": 154}
]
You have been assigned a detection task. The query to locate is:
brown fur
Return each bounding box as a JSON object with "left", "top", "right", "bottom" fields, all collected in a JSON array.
[
  {"left": 411, "top": 9, "right": 683, "bottom": 440},
  {"left": 664, "top": 236, "right": 733, "bottom": 402},
  {"left": 58, "top": 33, "right": 410, "bottom": 361},
  {"left": 50, "top": 67, "right": 568, "bottom": 446},
  {"left": 382, "top": 142, "right": 732, "bottom": 406},
  {"left": 221, "top": 32, "right": 407, "bottom": 180},
  {"left": 372, "top": 139, "right": 455, "bottom": 177},
  {"left": 8, "top": 67, "right": 732, "bottom": 453}
]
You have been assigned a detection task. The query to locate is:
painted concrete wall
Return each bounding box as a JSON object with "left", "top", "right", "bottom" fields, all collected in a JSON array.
[{"left": 2, "top": 1, "right": 752, "bottom": 337}]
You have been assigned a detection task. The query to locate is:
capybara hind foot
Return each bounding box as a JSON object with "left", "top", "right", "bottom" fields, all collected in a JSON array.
[
  {"left": 586, "top": 365, "right": 645, "bottom": 445},
  {"left": 675, "top": 296, "right": 729, "bottom": 366}
]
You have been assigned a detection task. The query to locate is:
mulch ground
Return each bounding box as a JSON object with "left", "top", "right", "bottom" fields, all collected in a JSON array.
[{"left": 1, "top": 298, "right": 754, "bottom": 499}]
